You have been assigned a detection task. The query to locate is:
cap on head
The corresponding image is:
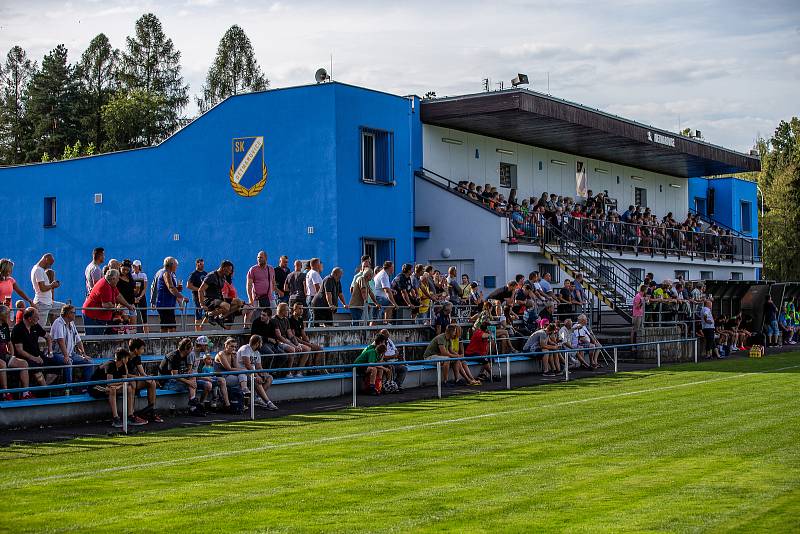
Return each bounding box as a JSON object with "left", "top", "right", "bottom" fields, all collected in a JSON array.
[
  {"left": 132, "top": 260, "right": 142, "bottom": 267},
  {"left": 196, "top": 335, "right": 210, "bottom": 345}
]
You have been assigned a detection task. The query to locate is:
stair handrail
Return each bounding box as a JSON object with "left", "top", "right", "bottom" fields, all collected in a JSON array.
[
  {"left": 687, "top": 207, "right": 752, "bottom": 239},
  {"left": 415, "top": 168, "right": 507, "bottom": 218}
]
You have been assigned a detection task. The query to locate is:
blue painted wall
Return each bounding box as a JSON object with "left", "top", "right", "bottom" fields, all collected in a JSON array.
[
  {"left": 0, "top": 82, "right": 420, "bottom": 304},
  {"left": 688, "top": 176, "right": 758, "bottom": 237}
]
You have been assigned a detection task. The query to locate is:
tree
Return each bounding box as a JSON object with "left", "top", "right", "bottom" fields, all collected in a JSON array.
[
  {"left": 25, "top": 44, "right": 81, "bottom": 161},
  {"left": 197, "top": 25, "right": 268, "bottom": 112},
  {"left": 102, "top": 89, "right": 167, "bottom": 151},
  {"left": 118, "top": 13, "right": 189, "bottom": 144},
  {"left": 76, "top": 34, "right": 118, "bottom": 149},
  {"left": 0, "top": 46, "right": 37, "bottom": 165}
]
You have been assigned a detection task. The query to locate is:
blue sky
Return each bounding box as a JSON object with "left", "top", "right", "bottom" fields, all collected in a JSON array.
[{"left": 1, "top": 0, "right": 798, "bottom": 152}]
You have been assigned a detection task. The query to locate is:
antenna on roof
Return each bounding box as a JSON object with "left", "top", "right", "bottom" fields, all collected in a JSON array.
[
  {"left": 482, "top": 78, "right": 490, "bottom": 92},
  {"left": 330, "top": 53, "right": 333, "bottom": 81}
]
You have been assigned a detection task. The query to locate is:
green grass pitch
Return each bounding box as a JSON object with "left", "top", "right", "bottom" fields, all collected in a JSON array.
[{"left": 1, "top": 352, "right": 799, "bottom": 533}]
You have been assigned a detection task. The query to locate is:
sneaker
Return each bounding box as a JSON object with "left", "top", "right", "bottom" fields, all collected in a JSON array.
[
  {"left": 443, "top": 380, "right": 456, "bottom": 388},
  {"left": 21, "top": 391, "right": 35, "bottom": 400},
  {"left": 241, "top": 388, "right": 251, "bottom": 396},
  {"left": 128, "top": 415, "right": 149, "bottom": 426},
  {"left": 294, "top": 371, "right": 305, "bottom": 378},
  {"left": 265, "top": 401, "right": 279, "bottom": 411},
  {"left": 369, "top": 386, "right": 381, "bottom": 396},
  {"left": 2, "top": 393, "right": 13, "bottom": 401},
  {"left": 254, "top": 398, "right": 269, "bottom": 408},
  {"left": 286, "top": 372, "right": 295, "bottom": 379},
  {"left": 112, "top": 417, "right": 123, "bottom": 428},
  {"left": 149, "top": 413, "right": 164, "bottom": 423},
  {"left": 455, "top": 379, "right": 467, "bottom": 386},
  {"left": 543, "top": 372, "right": 555, "bottom": 377}
]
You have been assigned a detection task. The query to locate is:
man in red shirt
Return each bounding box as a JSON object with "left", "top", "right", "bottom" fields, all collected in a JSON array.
[
  {"left": 82, "top": 269, "right": 135, "bottom": 335},
  {"left": 465, "top": 320, "right": 493, "bottom": 381}
]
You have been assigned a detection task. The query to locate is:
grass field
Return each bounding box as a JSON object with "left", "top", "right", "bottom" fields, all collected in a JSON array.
[{"left": 1, "top": 353, "right": 799, "bottom": 533}]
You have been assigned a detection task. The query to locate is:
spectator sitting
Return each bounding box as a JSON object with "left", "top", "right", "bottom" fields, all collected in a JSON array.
[
  {"left": 213, "top": 337, "right": 247, "bottom": 412},
  {"left": 353, "top": 333, "right": 390, "bottom": 395},
  {"left": 446, "top": 325, "right": 482, "bottom": 386},
  {"left": 380, "top": 328, "right": 407, "bottom": 392},
  {"left": 88, "top": 348, "right": 148, "bottom": 428},
  {"left": 49, "top": 304, "right": 94, "bottom": 392},
  {"left": 0, "top": 304, "right": 30, "bottom": 400},
  {"left": 198, "top": 260, "right": 243, "bottom": 329},
  {"left": 288, "top": 303, "right": 325, "bottom": 373},
  {"left": 422, "top": 323, "right": 459, "bottom": 387},
  {"left": 10, "top": 307, "right": 50, "bottom": 394},
  {"left": 159, "top": 338, "right": 204, "bottom": 414},
  {"left": 523, "top": 323, "right": 561, "bottom": 377},
  {"left": 779, "top": 304, "right": 797, "bottom": 345},
  {"left": 574, "top": 314, "right": 602, "bottom": 368},
  {"left": 272, "top": 302, "right": 309, "bottom": 374},
  {"left": 465, "top": 320, "right": 493, "bottom": 381},
  {"left": 250, "top": 308, "right": 290, "bottom": 376},
  {"left": 126, "top": 338, "right": 164, "bottom": 423},
  {"left": 434, "top": 301, "right": 453, "bottom": 335},
  {"left": 190, "top": 335, "right": 229, "bottom": 409},
  {"left": 236, "top": 335, "right": 278, "bottom": 410}
]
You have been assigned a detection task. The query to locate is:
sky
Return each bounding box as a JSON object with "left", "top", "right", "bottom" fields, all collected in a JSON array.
[{"left": 1, "top": 0, "right": 798, "bottom": 152}]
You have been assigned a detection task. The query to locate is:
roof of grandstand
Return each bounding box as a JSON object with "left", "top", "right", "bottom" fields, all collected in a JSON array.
[{"left": 420, "top": 89, "right": 760, "bottom": 178}]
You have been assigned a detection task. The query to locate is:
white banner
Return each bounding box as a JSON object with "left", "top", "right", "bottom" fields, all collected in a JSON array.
[{"left": 576, "top": 160, "right": 588, "bottom": 198}]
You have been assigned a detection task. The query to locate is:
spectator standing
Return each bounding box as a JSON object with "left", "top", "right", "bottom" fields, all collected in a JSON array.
[
  {"left": 764, "top": 295, "right": 780, "bottom": 347},
  {"left": 311, "top": 267, "right": 347, "bottom": 326},
  {"left": 116, "top": 260, "right": 138, "bottom": 330},
  {"left": 446, "top": 266, "right": 463, "bottom": 305},
  {"left": 631, "top": 285, "right": 647, "bottom": 346},
  {"left": 274, "top": 256, "right": 291, "bottom": 305},
  {"left": 305, "top": 258, "right": 324, "bottom": 324},
  {"left": 700, "top": 299, "right": 716, "bottom": 358},
  {"left": 349, "top": 268, "right": 377, "bottom": 324},
  {"left": 131, "top": 260, "right": 149, "bottom": 333},
  {"left": 0, "top": 259, "right": 34, "bottom": 311},
  {"left": 186, "top": 258, "right": 208, "bottom": 331},
  {"left": 50, "top": 305, "right": 94, "bottom": 390},
  {"left": 155, "top": 257, "right": 187, "bottom": 333},
  {"left": 392, "top": 264, "right": 416, "bottom": 323},
  {"left": 30, "top": 254, "right": 64, "bottom": 327},
  {"left": 82, "top": 269, "right": 134, "bottom": 335},
  {"left": 247, "top": 251, "right": 276, "bottom": 311},
  {"left": 85, "top": 247, "right": 105, "bottom": 295},
  {"left": 285, "top": 260, "right": 307, "bottom": 311},
  {"left": 373, "top": 261, "right": 397, "bottom": 324}
]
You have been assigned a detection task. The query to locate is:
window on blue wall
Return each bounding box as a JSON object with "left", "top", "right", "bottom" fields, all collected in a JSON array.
[
  {"left": 740, "top": 201, "right": 752, "bottom": 233},
  {"left": 361, "top": 127, "right": 394, "bottom": 184},
  {"left": 483, "top": 276, "right": 496, "bottom": 289},
  {"left": 361, "top": 237, "right": 395, "bottom": 267},
  {"left": 43, "top": 197, "right": 56, "bottom": 228},
  {"left": 694, "top": 197, "right": 706, "bottom": 216}
]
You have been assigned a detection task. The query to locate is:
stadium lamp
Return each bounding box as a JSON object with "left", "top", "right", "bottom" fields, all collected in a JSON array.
[
  {"left": 550, "top": 159, "right": 567, "bottom": 166},
  {"left": 594, "top": 168, "right": 609, "bottom": 174},
  {"left": 631, "top": 175, "right": 644, "bottom": 181},
  {"left": 442, "top": 137, "right": 463, "bottom": 145},
  {"left": 511, "top": 73, "right": 529, "bottom": 87},
  {"left": 669, "top": 183, "right": 681, "bottom": 188},
  {"left": 496, "top": 148, "right": 514, "bottom": 156}
]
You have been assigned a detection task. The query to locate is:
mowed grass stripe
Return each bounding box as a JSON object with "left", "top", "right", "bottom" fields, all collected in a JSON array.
[{"left": 0, "top": 354, "right": 798, "bottom": 533}]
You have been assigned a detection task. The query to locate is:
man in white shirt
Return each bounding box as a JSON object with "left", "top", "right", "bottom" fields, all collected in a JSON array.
[
  {"left": 380, "top": 328, "right": 406, "bottom": 390},
  {"left": 372, "top": 261, "right": 397, "bottom": 324},
  {"left": 49, "top": 304, "right": 94, "bottom": 389},
  {"left": 236, "top": 335, "right": 278, "bottom": 410},
  {"left": 574, "top": 314, "right": 601, "bottom": 368},
  {"left": 30, "top": 253, "right": 65, "bottom": 327},
  {"left": 304, "top": 258, "right": 323, "bottom": 324},
  {"left": 85, "top": 247, "right": 105, "bottom": 295}
]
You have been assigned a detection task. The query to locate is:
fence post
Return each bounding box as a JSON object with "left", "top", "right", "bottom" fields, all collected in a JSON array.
[
  {"left": 122, "top": 383, "right": 128, "bottom": 434},
  {"left": 657, "top": 343, "right": 661, "bottom": 368},
  {"left": 694, "top": 338, "right": 698, "bottom": 363},
  {"left": 249, "top": 373, "right": 256, "bottom": 420},
  {"left": 506, "top": 356, "right": 511, "bottom": 390},
  {"left": 613, "top": 347, "right": 618, "bottom": 373},
  {"left": 564, "top": 352, "right": 569, "bottom": 381},
  {"left": 351, "top": 367, "right": 357, "bottom": 408},
  {"left": 436, "top": 362, "right": 442, "bottom": 399}
]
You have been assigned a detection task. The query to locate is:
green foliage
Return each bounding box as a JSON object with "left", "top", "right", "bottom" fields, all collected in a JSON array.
[
  {"left": 118, "top": 13, "right": 188, "bottom": 143},
  {"left": 197, "top": 25, "right": 268, "bottom": 112},
  {"left": 1, "top": 354, "right": 799, "bottom": 531},
  {"left": 0, "top": 46, "right": 37, "bottom": 165},
  {"left": 25, "top": 44, "right": 81, "bottom": 161},
  {"left": 75, "top": 34, "right": 119, "bottom": 149},
  {"left": 101, "top": 89, "right": 168, "bottom": 150},
  {"left": 759, "top": 117, "right": 800, "bottom": 281}
]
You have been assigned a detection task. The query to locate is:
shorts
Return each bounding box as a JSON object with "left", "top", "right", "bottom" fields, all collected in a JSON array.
[
  {"left": 194, "top": 305, "right": 205, "bottom": 320},
  {"left": 375, "top": 296, "right": 392, "bottom": 308},
  {"left": 767, "top": 320, "right": 779, "bottom": 336},
  {"left": 164, "top": 379, "right": 192, "bottom": 392},
  {"left": 702, "top": 329, "right": 716, "bottom": 352},
  {"left": 158, "top": 309, "right": 176, "bottom": 327},
  {"left": 88, "top": 385, "right": 109, "bottom": 399},
  {"left": 424, "top": 355, "right": 448, "bottom": 361},
  {"left": 125, "top": 308, "right": 137, "bottom": 318}
]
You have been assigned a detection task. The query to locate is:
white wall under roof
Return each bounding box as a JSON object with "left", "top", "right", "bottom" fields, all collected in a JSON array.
[{"left": 423, "top": 125, "right": 689, "bottom": 218}]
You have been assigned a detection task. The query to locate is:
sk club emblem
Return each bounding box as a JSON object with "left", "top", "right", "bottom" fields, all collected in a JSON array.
[{"left": 230, "top": 136, "right": 268, "bottom": 197}]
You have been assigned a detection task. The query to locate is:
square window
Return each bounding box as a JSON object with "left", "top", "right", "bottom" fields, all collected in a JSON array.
[
  {"left": 361, "top": 237, "right": 395, "bottom": 267},
  {"left": 539, "top": 263, "right": 560, "bottom": 283},
  {"left": 629, "top": 268, "right": 644, "bottom": 287},
  {"left": 740, "top": 201, "right": 752, "bottom": 233},
  {"left": 674, "top": 270, "right": 689, "bottom": 281},
  {"left": 361, "top": 127, "right": 394, "bottom": 184},
  {"left": 700, "top": 271, "right": 714, "bottom": 281},
  {"left": 730, "top": 272, "right": 743, "bottom": 281},
  {"left": 499, "top": 162, "right": 517, "bottom": 188},
  {"left": 635, "top": 187, "right": 647, "bottom": 208},
  {"left": 483, "top": 275, "right": 497, "bottom": 289}
]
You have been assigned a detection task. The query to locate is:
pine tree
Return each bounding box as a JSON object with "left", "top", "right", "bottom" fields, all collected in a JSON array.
[
  {"left": 119, "top": 13, "right": 189, "bottom": 144},
  {"left": 0, "top": 46, "right": 37, "bottom": 165},
  {"left": 76, "top": 34, "right": 118, "bottom": 149},
  {"left": 25, "top": 44, "right": 81, "bottom": 161},
  {"left": 197, "top": 25, "right": 268, "bottom": 112}
]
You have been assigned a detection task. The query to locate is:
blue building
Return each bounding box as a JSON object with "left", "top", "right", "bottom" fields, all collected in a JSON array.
[
  {"left": 1, "top": 81, "right": 762, "bottom": 311},
  {"left": 1, "top": 83, "right": 421, "bottom": 302}
]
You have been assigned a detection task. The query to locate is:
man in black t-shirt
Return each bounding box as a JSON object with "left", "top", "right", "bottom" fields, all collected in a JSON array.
[
  {"left": 88, "top": 348, "right": 147, "bottom": 428},
  {"left": 251, "top": 308, "right": 291, "bottom": 374},
  {"left": 186, "top": 258, "right": 208, "bottom": 329},
  {"left": 10, "top": 307, "right": 49, "bottom": 393},
  {"left": 284, "top": 260, "right": 307, "bottom": 310},
  {"left": 310, "top": 267, "right": 346, "bottom": 326},
  {"left": 487, "top": 281, "right": 517, "bottom": 306},
  {"left": 158, "top": 338, "right": 200, "bottom": 408},
  {"left": 198, "top": 260, "right": 242, "bottom": 327},
  {"left": 391, "top": 264, "right": 416, "bottom": 319},
  {"left": 274, "top": 255, "right": 291, "bottom": 305}
]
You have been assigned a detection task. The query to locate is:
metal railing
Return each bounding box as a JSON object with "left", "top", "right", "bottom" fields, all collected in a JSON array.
[{"left": 0, "top": 337, "right": 699, "bottom": 433}]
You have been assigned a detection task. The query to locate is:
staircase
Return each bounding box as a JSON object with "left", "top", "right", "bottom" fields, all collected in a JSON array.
[{"left": 538, "top": 220, "right": 639, "bottom": 323}]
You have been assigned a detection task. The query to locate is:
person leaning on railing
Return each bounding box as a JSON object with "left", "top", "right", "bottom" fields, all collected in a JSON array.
[
  {"left": 349, "top": 267, "right": 377, "bottom": 324},
  {"left": 82, "top": 269, "right": 135, "bottom": 335}
]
